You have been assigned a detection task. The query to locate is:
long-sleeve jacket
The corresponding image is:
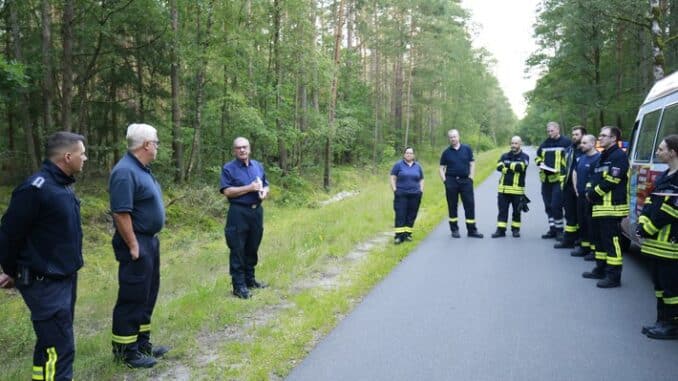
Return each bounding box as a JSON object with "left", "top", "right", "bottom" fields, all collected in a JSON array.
[
  {"left": 496, "top": 150, "right": 530, "bottom": 195},
  {"left": 535, "top": 135, "right": 571, "bottom": 183},
  {"left": 0, "top": 160, "right": 83, "bottom": 278},
  {"left": 638, "top": 169, "right": 678, "bottom": 259},
  {"left": 562, "top": 143, "right": 582, "bottom": 190},
  {"left": 586, "top": 145, "right": 629, "bottom": 218}
]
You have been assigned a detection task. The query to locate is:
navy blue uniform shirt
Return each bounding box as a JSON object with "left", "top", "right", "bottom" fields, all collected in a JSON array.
[
  {"left": 575, "top": 153, "right": 600, "bottom": 195},
  {"left": 109, "top": 152, "right": 165, "bottom": 235},
  {"left": 440, "top": 144, "right": 474, "bottom": 177},
  {"left": 0, "top": 160, "right": 83, "bottom": 278},
  {"left": 220, "top": 159, "right": 269, "bottom": 205},
  {"left": 390, "top": 160, "right": 424, "bottom": 194}
]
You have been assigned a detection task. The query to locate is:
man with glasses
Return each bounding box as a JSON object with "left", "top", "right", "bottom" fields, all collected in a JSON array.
[
  {"left": 220, "top": 137, "right": 270, "bottom": 299},
  {"left": 582, "top": 126, "right": 629, "bottom": 288},
  {"left": 109, "top": 123, "right": 169, "bottom": 368}
]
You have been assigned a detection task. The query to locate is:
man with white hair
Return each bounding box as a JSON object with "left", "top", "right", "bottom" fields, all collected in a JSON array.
[
  {"left": 109, "top": 123, "right": 168, "bottom": 368},
  {"left": 492, "top": 136, "right": 530, "bottom": 238}
]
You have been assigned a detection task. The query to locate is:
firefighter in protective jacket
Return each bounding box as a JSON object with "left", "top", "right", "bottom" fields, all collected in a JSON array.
[
  {"left": 637, "top": 134, "right": 678, "bottom": 340},
  {"left": 492, "top": 136, "right": 529, "bottom": 238},
  {"left": 582, "top": 126, "right": 628, "bottom": 288}
]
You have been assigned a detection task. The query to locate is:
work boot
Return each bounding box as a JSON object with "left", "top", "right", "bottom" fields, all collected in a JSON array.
[
  {"left": 554, "top": 240, "right": 575, "bottom": 249},
  {"left": 642, "top": 320, "right": 669, "bottom": 335},
  {"left": 394, "top": 236, "right": 403, "bottom": 244},
  {"left": 113, "top": 344, "right": 157, "bottom": 369},
  {"left": 541, "top": 230, "right": 557, "bottom": 239},
  {"left": 491, "top": 229, "right": 506, "bottom": 238},
  {"left": 451, "top": 230, "right": 461, "bottom": 238},
  {"left": 645, "top": 321, "right": 678, "bottom": 340},
  {"left": 404, "top": 233, "right": 413, "bottom": 241},
  {"left": 232, "top": 286, "right": 251, "bottom": 299},
  {"left": 468, "top": 230, "right": 484, "bottom": 239},
  {"left": 246, "top": 279, "right": 268, "bottom": 289},
  {"left": 555, "top": 232, "right": 564, "bottom": 242},
  {"left": 511, "top": 230, "right": 520, "bottom": 238},
  {"left": 139, "top": 342, "right": 170, "bottom": 358},
  {"left": 583, "top": 252, "right": 595, "bottom": 261},
  {"left": 597, "top": 275, "right": 621, "bottom": 288},
  {"left": 570, "top": 246, "right": 587, "bottom": 257},
  {"left": 582, "top": 267, "right": 605, "bottom": 279}
]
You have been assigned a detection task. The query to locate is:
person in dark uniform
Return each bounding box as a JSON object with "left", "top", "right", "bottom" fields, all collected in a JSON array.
[
  {"left": 555, "top": 125, "right": 587, "bottom": 249},
  {"left": 535, "top": 121, "right": 571, "bottom": 240},
  {"left": 109, "top": 123, "right": 168, "bottom": 368},
  {"left": 439, "top": 129, "right": 483, "bottom": 238},
  {"left": 491, "top": 136, "right": 529, "bottom": 238},
  {"left": 570, "top": 135, "right": 600, "bottom": 260},
  {"left": 0, "top": 132, "right": 87, "bottom": 381},
  {"left": 582, "top": 126, "right": 629, "bottom": 288},
  {"left": 637, "top": 135, "right": 678, "bottom": 339},
  {"left": 220, "top": 137, "right": 270, "bottom": 299},
  {"left": 390, "top": 147, "right": 425, "bottom": 244}
]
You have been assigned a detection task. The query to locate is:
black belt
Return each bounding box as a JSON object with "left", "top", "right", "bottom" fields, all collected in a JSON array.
[
  {"left": 447, "top": 175, "right": 468, "bottom": 180},
  {"left": 231, "top": 202, "right": 260, "bottom": 209}
]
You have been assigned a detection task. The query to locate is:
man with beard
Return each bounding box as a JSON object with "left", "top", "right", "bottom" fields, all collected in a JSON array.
[
  {"left": 491, "top": 136, "right": 530, "bottom": 238},
  {"left": 555, "top": 126, "right": 587, "bottom": 249}
]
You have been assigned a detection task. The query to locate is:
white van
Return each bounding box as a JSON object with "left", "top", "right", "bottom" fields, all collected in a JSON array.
[{"left": 624, "top": 71, "right": 678, "bottom": 246}]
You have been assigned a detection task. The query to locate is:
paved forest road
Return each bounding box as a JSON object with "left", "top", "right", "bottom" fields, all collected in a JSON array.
[{"left": 287, "top": 148, "right": 678, "bottom": 381}]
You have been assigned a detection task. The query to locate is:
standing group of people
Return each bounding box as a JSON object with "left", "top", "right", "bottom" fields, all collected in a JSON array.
[
  {"left": 535, "top": 122, "right": 628, "bottom": 288},
  {"left": 0, "top": 126, "right": 269, "bottom": 379}
]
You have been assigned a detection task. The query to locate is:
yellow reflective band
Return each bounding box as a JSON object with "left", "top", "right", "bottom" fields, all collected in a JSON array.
[
  {"left": 112, "top": 334, "right": 138, "bottom": 344},
  {"left": 607, "top": 256, "right": 623, "bottom": 266},
  {"left": 497, "top": 222, "right": 507, "bottom": 228},
  {"left": 403, "top": 227, "right": 413, "bottom": 233},
  {"left": 656, "top": 290, "right": 664, "bottom": 298},
  {"left": 564, "top": 225, "right": 578, "bottom": 233},
  {"left": 139, "top": 323, "right": 151, "bottom": 332},
  {"left": 466, "top": 219, "right": 476, "bottom": 224},
  {"left": 46, "top": 347, "right": 57, "bottom": 381},
  {"left": 660, "top": 203, "right": 678, "bottom": 218},
  {"left": 449, "top": 218, "right": 458, "bottom": 222},
  {"left": 594, "top": 186, "right": 606, "bottom": 196},
  {"left": 511, "top": 221, "right": 521, "bottom": 228},
  {"left": 395, "top": 227, "right": 408, "bottom": 233},
  {"left": 595, "top": 251, "right": 607, "bottom": 260},
  {"left": 32, "top": 365, "right": 44, "bottom": 380},
  {"left": 603, "top": 174, "right": 621, "bottom": 184},
  {"left": 641, "top": 239, "right": 678, "bottom": 259},
  {"left": 663, "top": 296, "right": 678, "bottom": 305},
  {"left": 612, "top": 236, "right": 623, "bottom": 258},
  {"left": 581, "top": 241, "right": 590, "bottom": 248}
]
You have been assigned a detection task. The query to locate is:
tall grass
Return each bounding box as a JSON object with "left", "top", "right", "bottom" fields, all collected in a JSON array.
[{"left": 0, "top": 148, "right": 503, "bottom": 380}]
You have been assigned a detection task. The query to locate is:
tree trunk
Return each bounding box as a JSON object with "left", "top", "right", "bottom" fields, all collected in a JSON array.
[
  {"left": 170, "top": 0, "right": 183, "bottom": 183},
  {"left": 61, "top": 0, "right": 74, "bottom": 131},
  {"left": 273, "top": 0, "right": 288, "bottom": 174},
  {"left": 41, "top": 0, "right": 53, "bottom": 133},
  {"left": 403, "top": 17, "right": 415, "bottom": 148},
  {"left": 649, "top": 0, "right": 668, "bottom": 81},
  {"left": 9, "top": 0, "right": 39, "bottom": 171},
  {"left": 324, "top": 0, "right": 346, "bottom": 190},
  {"left": 186, "top": 1, "right": 214, "bottom": 180}
]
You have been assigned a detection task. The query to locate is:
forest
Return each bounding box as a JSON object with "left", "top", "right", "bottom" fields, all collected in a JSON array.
[{"left": 0, "top": 0, "right": 675, "bottom": 187}]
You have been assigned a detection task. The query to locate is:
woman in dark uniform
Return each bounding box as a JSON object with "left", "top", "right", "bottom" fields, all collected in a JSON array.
[{"left": 390, "top": 147, "right": 424, "bottom": 244}]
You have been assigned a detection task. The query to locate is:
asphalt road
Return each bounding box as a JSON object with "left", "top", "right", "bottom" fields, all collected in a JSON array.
[{"left": 287, "top": 148, "right": 678, "bottom": 381}]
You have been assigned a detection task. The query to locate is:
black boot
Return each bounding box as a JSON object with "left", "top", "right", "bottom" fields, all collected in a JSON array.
[
  {"left": 113, "top": 343, "right": 157, "bottom": 368},
  {"left": 570, "top": 246, "right": 587, "bottom": 257},
  {"left": 554, "top": 240, "right": 575, "bottom": 249},
  {"left": 597, "top": 268, "right": 621, "bottom": 288},
  {"left": 541, "top": 229, "right": 557, "bottom": 239},
  {"left": 511, "top": 229, "right": 520, "bottom": 238},
  {"left": 642, "top": 301, "right": 667, "bottom": 335},
  {"left": 582, "top": 266, "right": 605, "bottom": 280},
  {"left": 491, "top": 229, "right": 506, "bottom": 238},
  {"left": 139, "top": 342, "right": 170, "bottom": 358},
  {"left": 645, "top": 321, "right": 678, "bottom": 340}
]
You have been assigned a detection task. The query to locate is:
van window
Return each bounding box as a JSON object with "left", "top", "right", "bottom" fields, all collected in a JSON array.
[
  {"left": 655, "top": 103, "right": 678, "bottom": 161},
  {"left": 634, "top": 109, "right": 661, "bottom": 162}
]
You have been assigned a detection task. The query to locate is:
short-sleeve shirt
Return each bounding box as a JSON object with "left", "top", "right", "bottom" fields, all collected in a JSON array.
[
  {"left": 575, "top": 153, "right": 600, "bottom": 195},
  {"left": 109, "top": 152, "right": 165, "bottom": 235},
  {"left": 440, "top": 144, "right": 474, "bottom": 177},
  {"left": 390, "top": 160, "right": 424, "bottom": 194},
  {"left": 220, "top": 159, "right": 269, "bottom": 206}
]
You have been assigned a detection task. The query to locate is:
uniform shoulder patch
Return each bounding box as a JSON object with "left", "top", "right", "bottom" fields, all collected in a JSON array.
[{"left": 31, "top": 176, "right": 45, "bottom": 189}]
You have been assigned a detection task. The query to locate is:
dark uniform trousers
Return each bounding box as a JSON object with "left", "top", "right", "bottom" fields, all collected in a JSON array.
[
  {"left": 651, "top": 258, "right": 678, "bottom": 322},
  {"left": 18, "top": 274, "right": 77, "bottom": 381},
  {"left": 111, "top": 233, "right": 160, "bottom": 354},
  {"left": 225, "top": 203, "right": 264, "bottom": 288},
  {"left": 576, "top": 195, "right": 595, "bottom": 253},
  {"left": 393, "top": 191, "right": 422, "bottom": 239},
  {"left": 590, "top": 217, "right": 623, "bottom": 278},
  {"left": 445, "top": 176, "right": 476, "bottom": 232},
  {"left": 496, "top": 193, "right": 522, "bottom": 232},
  {"left": 562, "top": 186, "right": 579, "bottom": 242},
  {"left": 541, "top": 181, "right": 564, "bottom": 232}
]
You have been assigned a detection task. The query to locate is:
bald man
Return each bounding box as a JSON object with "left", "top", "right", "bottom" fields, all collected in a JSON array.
[{"left": 492, "top": 136, "right": 530, "bottom": 238}]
